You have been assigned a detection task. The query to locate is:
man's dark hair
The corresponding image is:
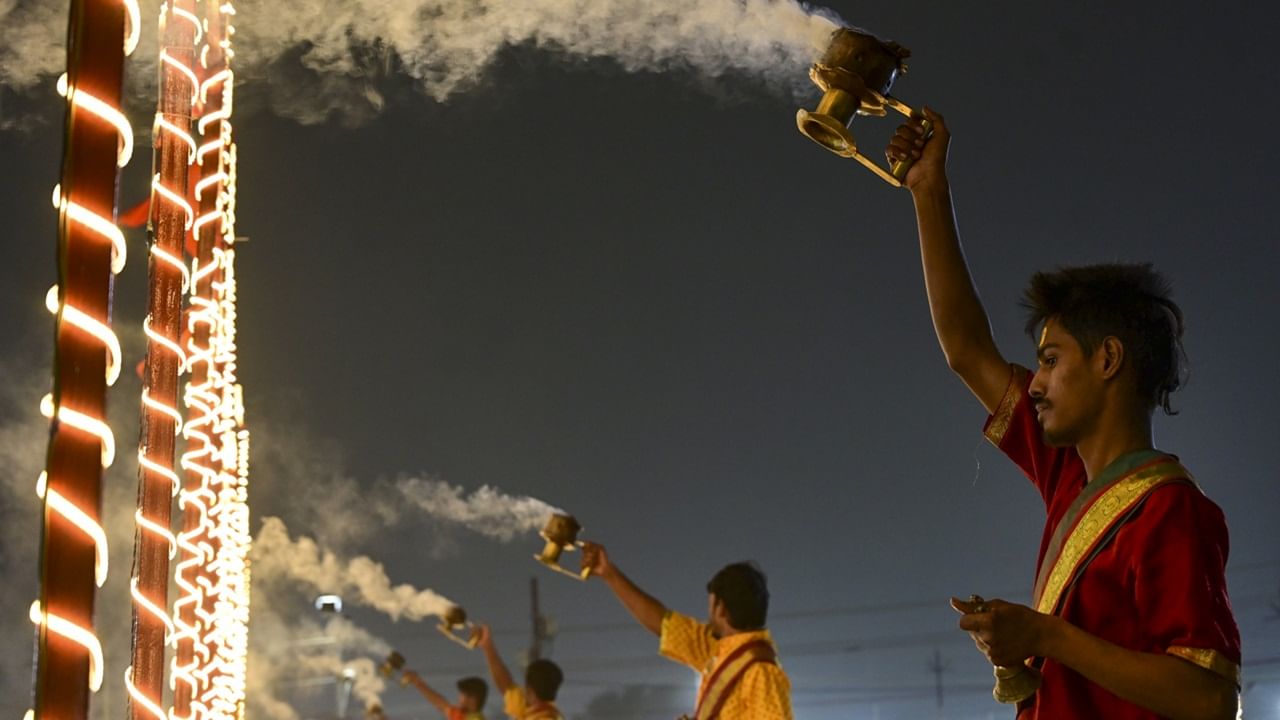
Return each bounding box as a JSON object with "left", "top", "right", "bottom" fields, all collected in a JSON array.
[
  {"left": 1021, "top": 262, "right": 1186, "bottom": 414},
  {"left": 706, "top": 562, "right": 769, "bottom": 630},
  {"left": 525, "top": 659, "right": 563, "bottom": 702},
  {"left": 456, "top": 677, "right": 488, "bottom": 709}
]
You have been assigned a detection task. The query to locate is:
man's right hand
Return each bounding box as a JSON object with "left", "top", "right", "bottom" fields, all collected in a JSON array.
[
  {"left": 886, "top": 106, "right": 949, "bottom": 193},
  {"left": 579, "top": 541, "right": 614, "bottom": 579},
  {"left": 473, "top": 623, "right": 493, "bottom": 650}
]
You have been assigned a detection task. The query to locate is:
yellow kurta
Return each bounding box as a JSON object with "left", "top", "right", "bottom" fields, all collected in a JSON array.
[
  {"left": 659, "top": 611, "right": 793, "bottom": 720},
  {"left": 502, "top": 687, "right": 562, "bottom": 720}
]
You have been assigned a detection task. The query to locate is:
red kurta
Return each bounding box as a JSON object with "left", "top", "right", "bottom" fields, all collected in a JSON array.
[{"left": 984, "top": 366, "right": 1241, "bottom": 719}]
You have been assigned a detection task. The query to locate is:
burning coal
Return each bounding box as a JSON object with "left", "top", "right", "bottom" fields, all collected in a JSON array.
[{"left": 2, "top": 0, "right": 844, "bottom": 124}]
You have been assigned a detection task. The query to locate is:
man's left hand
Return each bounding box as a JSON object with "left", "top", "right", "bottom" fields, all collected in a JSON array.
[{"left": 951, "top": 596, "right": 1055, "bottom": 667}]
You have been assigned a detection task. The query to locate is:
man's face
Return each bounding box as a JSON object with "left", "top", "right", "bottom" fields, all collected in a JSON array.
[
  {"left": 458, "top": 693, "right": 477, "bottom": 712},
  {"left": 1029, "top": 320, "right": 1105, "bottom": 447}
]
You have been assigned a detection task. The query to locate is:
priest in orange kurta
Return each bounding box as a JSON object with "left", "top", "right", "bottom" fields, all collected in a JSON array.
[{"left": 580, "top": 544, "right": 792, "bottom": 720}]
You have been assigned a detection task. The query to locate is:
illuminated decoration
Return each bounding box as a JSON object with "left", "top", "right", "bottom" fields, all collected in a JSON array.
[
  {"left": 172, "top": 0, "right": 251, "bottom": 718},
  {"left": 32, "top": 0, "right": 139, "bottom": 717},
  {"left": 127, "top": 3, "right": 200, "bottom": 720}
]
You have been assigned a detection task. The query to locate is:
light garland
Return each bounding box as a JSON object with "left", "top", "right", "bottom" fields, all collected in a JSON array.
[
  {"left": 127, "top": 2, "right": 200, "bottom": 719},
  {"left": 173, "top": 1, "right": 250, "bottom": 717},
  {"left": 33, "top": 1, "right": 139, "bottom": 716}
]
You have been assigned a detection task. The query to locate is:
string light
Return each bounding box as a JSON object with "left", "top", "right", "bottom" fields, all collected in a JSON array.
[
  {"left": 35, "top": 473, "right": 109, "bottom": 587},
  {"left": 128, "top": 3, "right": 199, "bottom": 719},
  {"left": 45, "top": 286, "right": 123, "bottom": 386},
  {"left": 29, "top": 600, "right": 105, "bottom": 692},
  {"left": 124, "top": 668, "right": 168, "bottom": 720},
  {"left": 41, "top": 394, "right": 116, "bottom": 468},
  {"left": 52, "top": 184, "right": 127, "bottom": 274},
  {"left": 32, "top": 2, "right": 138, "bottom": 713},
  {"left": 168, "top": 1, "right": 253, "bottom": 714},
  {"left": 55, "top": 74, "right": 134, "bottom": 168}
]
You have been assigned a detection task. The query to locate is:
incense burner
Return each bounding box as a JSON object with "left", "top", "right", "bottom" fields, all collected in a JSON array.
[
  {"left": 535, "top": 513, "right": 591, "bottom": 581},
  {"left": 437, "top": 605, "right": 479, "bottom": 649},
  {"left": 796, "top": 27, "right": 931, "bottom": 186}
]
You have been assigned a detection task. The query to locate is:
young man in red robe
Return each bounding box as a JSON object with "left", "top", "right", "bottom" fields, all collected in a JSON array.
[{"left": 886, "top": 110, "right": 1241, "bottom": 719}]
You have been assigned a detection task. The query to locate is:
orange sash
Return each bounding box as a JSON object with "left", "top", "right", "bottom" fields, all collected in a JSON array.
[{"left": 690, "top": 639, "right": 777, "bottom": 720}]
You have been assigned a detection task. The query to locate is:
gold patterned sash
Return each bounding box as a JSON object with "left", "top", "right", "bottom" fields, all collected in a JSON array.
[{"left": 1033, "top": 458, "right": 1195, "bottom": 616}]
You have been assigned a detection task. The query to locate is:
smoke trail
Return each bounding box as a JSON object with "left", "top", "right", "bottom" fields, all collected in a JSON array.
[
  {"left": 246, "top": 605, "right": 393, "bottom": 720},
  {"left": 396, "top": 476, "right": 561, "bottom": 542},
  {"left": 0, "top": 359, "right": 50, "bottom": 715},
  {"left": 0, "top": 0, "right": 67, "bottom": 92},
  {"left": 253, "top": 516, "right": 456, "bottom": 621},
  {"left": 2, "top": 0, "right": 843, "bottom": 124},
  {"left": 248, "top": 417, "right": 404, "bottom": 548}
]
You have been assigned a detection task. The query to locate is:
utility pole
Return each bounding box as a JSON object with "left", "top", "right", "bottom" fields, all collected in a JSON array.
[
  {"left": 927, "top": 648, "right": 949, "bottom": 718},
  {"left": 529, "top": 577, "right": 548, "bottom": 661}
]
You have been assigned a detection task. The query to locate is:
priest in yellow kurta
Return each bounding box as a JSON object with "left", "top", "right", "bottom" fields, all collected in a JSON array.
[{"left": 581, "top": 543, "right": 792, "bottom": 719}]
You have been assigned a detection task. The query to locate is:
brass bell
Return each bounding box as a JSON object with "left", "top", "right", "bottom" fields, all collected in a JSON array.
[
  {"left": 964, "top": 595, "right": 1043, "bottom": 703},
  {"left": 993, "top": 662, "right": 1043, "bottom": 704}
]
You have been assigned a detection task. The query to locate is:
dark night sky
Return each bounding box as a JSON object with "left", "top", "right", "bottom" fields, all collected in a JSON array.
[{"left": 2, "top": 1, "right": 1280, "bottom": 718}]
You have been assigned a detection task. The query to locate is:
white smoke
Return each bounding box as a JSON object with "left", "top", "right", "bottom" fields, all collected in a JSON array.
[
  {"left": 396, "top": 476, "right": 561, "bottom": 542},
  {"left": 0, "top": 0, "right": 67, "bottom": 92},
  {"left": 247, "top": 416, "right": 403, "bottom": 549},
  {"left": 0, "top": 357, "right": 51, "bottom": 715},
  {"left": 247, "top": 419, "right": 563, "bottom": 546},
  {"left": 246, "top": 605, "right": 393, "bottom": 720},
  {"left": 253, "top": 516, "right": 456, "bottom": 621},
  {"left": 2, "top": 0, "right": 842, "bottom": 124}
]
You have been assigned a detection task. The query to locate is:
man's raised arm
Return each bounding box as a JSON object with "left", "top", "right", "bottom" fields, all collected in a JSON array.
[
  {"left": 474, "top": 625, "right": 516, "bottom": 694},
  {"left": 886, "top": 108, "right": 1010, "bottom": 413},
  {"left": 580, "top": 542, "right": 666, "bottom": 636},
  {"left": 401, "top": 669, "right": 451, "bottom": 716}
]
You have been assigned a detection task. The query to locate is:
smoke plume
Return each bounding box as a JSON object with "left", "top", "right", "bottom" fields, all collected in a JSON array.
[
  {"left": 246, "top": 606, "right": 393, "bottom": 720},
  {"left": 2, "top": 0, "right": 842, "bottom": 124},
  {"left": 396, "top": 476, "right": 561, "bottom": 542},
  {"left": 253, "top": 516, "right": 456, "bottom": 621}
]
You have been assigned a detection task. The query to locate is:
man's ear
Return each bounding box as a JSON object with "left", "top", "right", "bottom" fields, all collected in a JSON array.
[{"left": 1098, "top": 336, "right": 1125, "bottom": 381}]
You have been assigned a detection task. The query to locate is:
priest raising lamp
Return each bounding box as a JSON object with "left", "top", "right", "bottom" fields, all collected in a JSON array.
[
  {"left": 795, "top": 27, "right": 932, "bottom": 187},
  {"left": 534, "top": 513, "right": 591, "bottom": 581}
]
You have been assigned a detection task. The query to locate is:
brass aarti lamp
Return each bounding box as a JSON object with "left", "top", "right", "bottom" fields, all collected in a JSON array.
[
  {"left": 437, "top": 605, "right": 480, "bottom": 649},
  {"left": 796, "top": 27, "right": 932, "bottom": 187},
  {"left": 534, "top": 513, "right": 591, "bottom": 581}
]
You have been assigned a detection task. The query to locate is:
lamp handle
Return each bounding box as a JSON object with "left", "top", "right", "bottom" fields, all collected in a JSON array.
[{"left": 887, "top": 102, "right": 933, "bottom": 183}]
